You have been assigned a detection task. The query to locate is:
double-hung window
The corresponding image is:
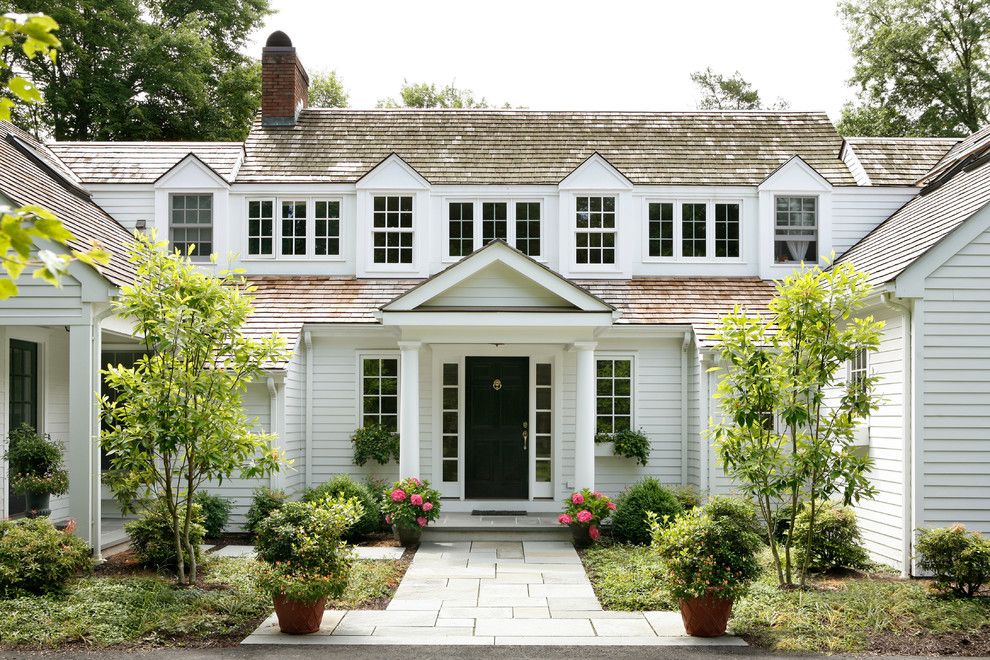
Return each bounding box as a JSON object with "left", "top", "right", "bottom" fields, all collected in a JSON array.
[
  {"left": 575, "top": 195, "right": 616, "bottom": 265},
  {"left": 280, "top": 200, "right": 307, "bottom": 256},
  {"left": 170, "top": 193, "right": 213, "bottom": 260},
  {"left": 361, "top": 356, "right": 398, "bottom": 432},
  {"left": 314, "top": 200, "right": 341, "bottom": 256},
  {"left": 646, "top": 200, "right": 741, "bottom": 260},
  {"left": 774, "top": 196, "right": 817, "bottom": 263},
  {"left": 247, "top": 200, "right": 274, "bottom": 256},
  {"left": 373, "top": 195, "right": 414, "bottom": 264},
  {"left": 444, "top": 200, "right": 542, "bottom": 259},
  {"left": 849, "top": 348, "right": 868, "bottom": 389},
  {"left": 596, "top": 358, "right": 632, "bottom": 436}
]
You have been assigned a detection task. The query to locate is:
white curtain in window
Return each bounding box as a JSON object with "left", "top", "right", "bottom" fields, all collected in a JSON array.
[{"left": 787, "top": 240, "right": 809, "bottom": 262}]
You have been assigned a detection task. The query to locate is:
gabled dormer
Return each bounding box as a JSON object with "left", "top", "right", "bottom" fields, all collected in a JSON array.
[
  {"left": 356, "top": 153, "right": 431, "bottom": 278},
  {"left": 155, "top": 153, "right": 232, "bottom": 262}
]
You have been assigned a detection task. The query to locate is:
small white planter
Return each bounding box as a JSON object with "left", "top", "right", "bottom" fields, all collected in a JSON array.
[{"left": 594, "top": 442, "right": 615, "bottom": 457}]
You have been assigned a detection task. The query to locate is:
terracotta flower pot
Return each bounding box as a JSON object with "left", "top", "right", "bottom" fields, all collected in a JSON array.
[
  {"left": 272, "top": 594, "right": 327, "bottom": 634},
  {"left": 394, "top": 523, "right": 422, "bottom": 547},
  {"left": 571, "top": 524, "right": 593, "bottom": 548},
  {"left": 678, "top": 595, "right": 734, "bottom": 637}
]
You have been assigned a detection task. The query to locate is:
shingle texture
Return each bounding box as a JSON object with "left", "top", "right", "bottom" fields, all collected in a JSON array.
[
  {"left": 845, "top": 137, "right": 959, "bottom": 186},
  {"left": 47, "top": 141, "right": 244, "bottom": 184},
  {"left": 236, "top": 109, "right": 856, "bottom": 186},
  {"left": 836, "top": 158, "right": 990, "bottom": 286},
  {"left": 242, "top": 275, "right": 776, "bottom": 367},
  {"left": 0, "top": 122, "right": 136, "bottom": 287}
]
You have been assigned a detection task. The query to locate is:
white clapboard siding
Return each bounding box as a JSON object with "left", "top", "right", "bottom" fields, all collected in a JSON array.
[
  {"left": 686, "top": 346, "right": 701, "bottom": 488},
  {"left": 88, "top": 186, "right": 155, "bottom": 230},
  {"left": 832, "top": 188, "right": 918, "bottom": 257},
  {"left": 282, "top": 342, "right": 307, "bottom": 496},
  {"left": 558, "top": 350, "right": 577, "bottom": 500},
  {"left": 422, "top": 262, "right": 571, "bottom": 308},
  {"left": 921, "top": 227, "right": 990, "bottom": 534},
  {"left": 592, "top": 338, "right": 683, "bottom": 497}
]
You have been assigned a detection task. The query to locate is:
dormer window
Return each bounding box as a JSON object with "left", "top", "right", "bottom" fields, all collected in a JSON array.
[
  {"left": 248, "top": 200, "right": 274, "bottom": 256},
  {"left": 280, "top": 200, "right": 307, "bottom": 256},
  {"left": 646, "top": 200, "right": 740, "bottom": 261},
  {"left": 575, "top": 195, "right": 616, "bottom": 265},
  {"left": 444, "top": 200, "right": 542, "bottom": 259},
  {"left": 315, "top": 200, "right": 341, "bottom": 256},
  {"left": 515, "top": 202, "right": 541, "bottom": 257},
  {"left": 247, "top": 197, "right": 340, "bottom": 258},
  {"left": 448, "top": 202, "right": 474, "bottom": 257},
  {"left": 373, "top": 195, "right": 413, "bottom": 264},
  {"left": 169, "top": 193, "right": 213, "bottom": 260},
  {"left": 482, "top": 202, "right": 508, "bottom": 245},
  {"left": 775, "top": 196, "right": 817, "bottom": 263}
]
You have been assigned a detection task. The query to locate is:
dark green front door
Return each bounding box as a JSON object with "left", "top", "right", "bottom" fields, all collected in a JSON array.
[
  {"left": 8, "top": 339, "right": 38, "bottom": 516},
  {"left": 465, "top": 356, "right": 528, "bottom": 499}
]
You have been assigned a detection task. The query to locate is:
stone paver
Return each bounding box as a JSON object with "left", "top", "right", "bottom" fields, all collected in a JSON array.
[{"left": 242, "top": 539, "right": 746, "bottom": 647}]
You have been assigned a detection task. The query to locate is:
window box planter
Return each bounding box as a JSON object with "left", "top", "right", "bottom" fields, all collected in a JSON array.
[{"left": 594, "top": 441, "right": 615, "bottom": 457}]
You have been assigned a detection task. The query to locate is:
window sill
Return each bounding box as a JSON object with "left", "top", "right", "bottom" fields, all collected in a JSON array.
[
  {"left": 241, "top": 256, "right": 347, "bottom": 263},
  {"left": 642, "top": 257, "right": 745, "bottom": 264}
]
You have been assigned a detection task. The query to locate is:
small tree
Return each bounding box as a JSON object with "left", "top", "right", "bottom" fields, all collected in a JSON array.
[
  {"left": 708, "top": 261, "right": 882, "bottom": 588},
  {"left": 101, "top": 233, "right": 290, "bottom": 584}
]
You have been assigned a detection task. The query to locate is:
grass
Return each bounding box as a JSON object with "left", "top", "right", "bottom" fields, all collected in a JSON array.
[
  {"left": 0, "top": 556, "right": 406, "bottom": 649},
  {"left": 581, "top": 541, "right": 990, "bottom": 653}
]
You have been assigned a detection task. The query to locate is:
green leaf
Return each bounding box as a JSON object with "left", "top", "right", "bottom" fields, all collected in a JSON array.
[
  {"left": 0, "top": 278, "right": 17, "bottom": 299},
  {"left": 7, "top": 76, "right": 42, "bottom": 104}
]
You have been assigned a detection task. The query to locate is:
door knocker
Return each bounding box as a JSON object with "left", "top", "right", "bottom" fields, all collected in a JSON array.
[{"left": 492, "top": 378, "right": 502, "bottom": 391}]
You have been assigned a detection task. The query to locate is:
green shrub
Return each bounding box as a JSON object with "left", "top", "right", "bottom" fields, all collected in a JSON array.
[
  {"left": 4, "top": 424, "right": 69, "bottom": 498},
  {"left": 917, "top": 524, "right": 990, "bottom": 597},
  {"left": 193, "top": 492, "right": 232, "bottom": 538},
  {"left": 791, "top": 500, "right": 869, "bottom": 572},
  {"left": 703, "top": 495, "right": 762, "bottom": 537},
  {"left": 671, "top": 485, "right": 701, "bottom": 511},
  {"left": 0, "top": 518, "right": 92, "bottom": 597},
  {"left": 126, "top": 501, "right": 205, "bottom": 570},
  {"left": 254, "top": 496, "right": 362, "bottom": 601},
  {"left": 611, "top": 478, "right": 682, "bottom": 545},
  {"left": 304, "top": 475, "right": 382, "bottom": 540},
  {"left": 245, "top": 487, "right": 287, "bottom": 534},
  {"left": 352, "top": 424, "right": 399, "bottom": 467},
  {"left": 650, "top": 508, "right": 762, "bottom": 601}
]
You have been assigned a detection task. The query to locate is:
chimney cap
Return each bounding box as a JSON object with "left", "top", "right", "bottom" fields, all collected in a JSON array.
[{"left": 265, "top": 30, "right": 292, "bottom": 48}]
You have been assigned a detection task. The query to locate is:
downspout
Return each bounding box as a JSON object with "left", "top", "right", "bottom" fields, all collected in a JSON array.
[
  {"left": 90, "top": 305, "right": 115, "bottom": 563},
  {"left": 680, "top": 331, "right": 691, "bottom": 486},
  {"left": 883, "top": 291, "right": 913, "bottom": 578},
  {"left": 304, "top": 330, "right": 313, "bottom": 490}
]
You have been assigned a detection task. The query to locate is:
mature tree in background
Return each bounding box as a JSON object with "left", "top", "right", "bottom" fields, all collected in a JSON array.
[
  {"left": 691, "top": 68, "right": 790, "bottom": 110},
  {"left": 378, "top": 80, "right": 502, "bottom": 108},
  {"left": 308, "top": 69, "right": 348, "bottom": 108},
  {"left": 838, "top": 0, "right": 989, "bottom": 137},
  {"left": 0, "top": 13, "right": 108, "bottom": 299},
  {"left": 1, "top": 0, "right": 270, "bottom": 140}
]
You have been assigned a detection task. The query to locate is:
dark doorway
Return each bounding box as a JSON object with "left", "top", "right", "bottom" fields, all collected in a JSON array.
[
  {"left": 465, "top": 356, "right": 528, "bottom": 499},
  {"left": 8, "top": 339, "right": 39, "bottom": 516}
]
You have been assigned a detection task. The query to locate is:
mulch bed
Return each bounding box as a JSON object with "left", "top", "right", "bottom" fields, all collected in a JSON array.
[{"left": 868, "top": 627, "right": 990, "bottom": 656}]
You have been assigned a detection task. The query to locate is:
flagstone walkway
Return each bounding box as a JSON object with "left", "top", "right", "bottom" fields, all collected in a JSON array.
[{"left": 242, "top": 540, "right": 746, "bottom": 646}]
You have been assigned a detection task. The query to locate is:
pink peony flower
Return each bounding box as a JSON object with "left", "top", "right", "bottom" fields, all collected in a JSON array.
[
  {"left": 410, "top": 494, "right": 423, "bottom": 506},
  {"left": 577, "top": 509, "right": 593, "bottom": 523},
  {"left": 593, "top": 490, "right": 604, "bottom": 499},
  {"left": 558, "top": 513, "right": 573, "bottom": 525},
  {"left": 416, "top": 516, "right": 427, "bottom": 527},
  {"left": 571, "top": 492, "right": 585, "bottom": 505},
  {"left": 607, "top": 501, "right": 617, "bottom": 510},
  {"left": 422, "top": 502, "right": 433, "bottom": 512},
  {"left": 409, "top": 477, "right": 422, "bottom": 485},
  {"left": 588, "top": 525, "right": 600, "bottom": 540},
  {"left": 391, "top": 488, "right": 407, "bottom": 502}
]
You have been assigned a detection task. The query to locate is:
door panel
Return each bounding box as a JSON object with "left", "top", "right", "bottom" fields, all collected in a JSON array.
[
  {"left": 8, "top": 339, "right": 38, "bottom": 516},
  {"left": 465, "top": 357, "right": 528, "bottom": 499}
]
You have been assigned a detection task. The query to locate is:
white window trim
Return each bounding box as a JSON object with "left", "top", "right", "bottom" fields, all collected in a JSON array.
[
  {"left": 168, "top": 191, "right": 214, "bottom": 262},
  {"left": 442, "top": 198, "right": 545, "bottom": 263},
  {"left": 572, "top": 193, "right": 619, "bottom": 270},
  {"left": 594, "top": 353, "right": 637, "bottom": 435},
  {"left": 641, "top": 198, "right": 745, "bottom": 264},
  {"left": 369, "top": 193, "right": 416, "bottom": 270},
  {"left": 243, "top": 196, "right": 346, "bottom": 262},
  {"left": 355, "top": 351, "right": 401, "bottom": 431},
  {"left": 772, "top": 194, "right": 819, "bottom": 266}
]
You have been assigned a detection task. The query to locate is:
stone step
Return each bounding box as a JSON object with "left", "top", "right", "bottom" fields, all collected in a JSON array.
[{"left": 422, "top": 527, "right": 570, "bottom": 542}]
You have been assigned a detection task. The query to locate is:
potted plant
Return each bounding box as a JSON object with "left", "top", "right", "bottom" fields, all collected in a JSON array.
[
  {"left": 594, "top": 428, "right": 650, "bottom": 466},
  {"left": 650, "top": 508, "right": 762, "bottom": 637},
  {"left": 351, "top": 424, "right": 400, "bottom": 467},
  {"left": 558, "top": 488, "right": 615, "bottom": 548},
  {"left": 381, "top": 477, "right": 440, "bottom": 546},
  {"left": 254, "top": 495, "right": 362, "bottom": 634},
  {"left": 4, "top": 424, "right": 69, "bottom": 517}
]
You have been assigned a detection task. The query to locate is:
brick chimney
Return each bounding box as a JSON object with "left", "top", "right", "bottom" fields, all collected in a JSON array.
[{"left": 261, "top": 31, "right": 309, "bottom": 127}]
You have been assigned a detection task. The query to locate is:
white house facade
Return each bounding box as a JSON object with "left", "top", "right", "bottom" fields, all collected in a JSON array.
[{"left": 3, "top": 31, "right": 989, "bottom": 575}]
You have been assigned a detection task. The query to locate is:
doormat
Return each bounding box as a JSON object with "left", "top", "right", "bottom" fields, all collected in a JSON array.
[{"left": 471, "top": 510, "right": 527, "bottom": 516}]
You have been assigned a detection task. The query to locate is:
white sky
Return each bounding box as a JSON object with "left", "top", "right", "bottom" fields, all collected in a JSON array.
[{"left": 247, "top": 0, "right": 856, "bottom": 119}]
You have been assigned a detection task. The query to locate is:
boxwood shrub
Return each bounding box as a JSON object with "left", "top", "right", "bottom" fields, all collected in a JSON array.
[
  {"left": 612, "top": 477, "right": 682, "bottom": 545},
  {"left": 303, "top": 475, "right": 382, "bottom": 540}
]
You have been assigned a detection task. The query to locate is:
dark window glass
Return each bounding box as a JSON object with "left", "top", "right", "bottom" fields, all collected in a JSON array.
[
  {"left": 596, "top": 358, "right": 632, "bottom": 436},
  {"left": 774, "top": 196, "right": 817, "bottom": 263},
  {"left": 169, "top": 194, "right": 213, "bottom": 259},
  {"left": 362, "top": 357, "right": 399, "bottom": 432},
  {"left": 515, "top": 202, "right": 541, "bottom": 256},
  {"left": 575, "top": 196, "right": 616, "bottom": 265},
  {"left": 681, "top": 203, "right": 707, "bottom": 257},
  {"left": 448, "top": 202, "right": 474, "bottom": 257},
  {"left": 482, "top": 202, "right": 507, "bottom": 245},
  {"left": 315, "top": 200, "right": 341, "bottom": 256},
  {"left": 648, "top": 202, "right": 674, "bottom": 257},
  {"left": 248, "top": 200, "right": 274, "bottom": 256},
  {"left": 373, "top": 196, "right": 413, "bottom": 264},
  {"left": 280, "top": 200, "right": 307, "bottom": 256},
  {"left": 714, "top": 203, "right": 740, "bottom": 258}
]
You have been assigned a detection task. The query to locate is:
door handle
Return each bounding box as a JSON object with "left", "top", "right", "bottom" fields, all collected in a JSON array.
[{"left": 522, "top": 429, "right": 528, "bottom": 451}]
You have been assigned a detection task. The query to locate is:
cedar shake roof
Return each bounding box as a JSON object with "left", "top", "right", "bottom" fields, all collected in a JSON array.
[
  {"left": 835, "top": 157, "right": 990, "bottom": 286},
  {"left": 47, "top": 141, "right": 244, "bottom": 184},
  {"left": 236, "top": 109, "right": 858, "bottom": 186},
  {"left": 242, "top": 275, "right": 776, "bottom": 367},
  {"left": 0, "top": 122, "right": 136, "bottom": 287},
  {"left": 844, "top": 137, "right": 959, "bottom": 186}
]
